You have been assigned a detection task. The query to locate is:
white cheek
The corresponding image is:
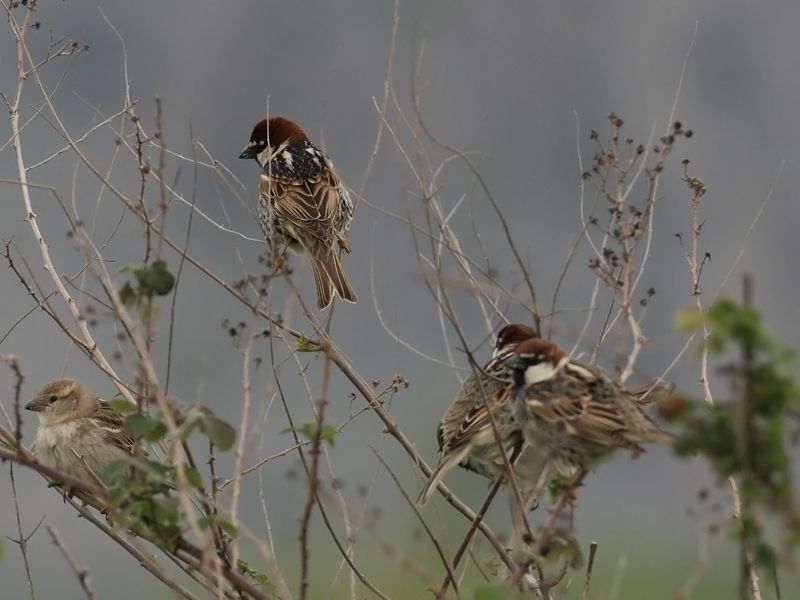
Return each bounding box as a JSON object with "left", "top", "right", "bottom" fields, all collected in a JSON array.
[
  {"left": 257, "top": 146, "right": 272, "bottom": 169},
  {"left": 524, "top": 363, "right": 557, "bottom": 385}
]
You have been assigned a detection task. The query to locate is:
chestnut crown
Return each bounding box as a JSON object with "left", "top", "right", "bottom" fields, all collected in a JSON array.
[
  {"left": 512, "top": 337, "right": 566, "bottom": 365},
  {"left": 239, "top": 116, "right": 309, "bottom": 160},
  {"left": 493, "top": 323, "right": 538, "bottom": 355}
]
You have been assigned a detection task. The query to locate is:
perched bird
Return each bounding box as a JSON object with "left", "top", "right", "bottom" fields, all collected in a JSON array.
[
  {"left": 502, "top": 337, "right": 674, "bottom": 478},
  {"left": 239, "top": 116, "right": 357, "bottom": 310},
  {"left": 417, "top": 323, "right": 543, "bottom": 506},
  {"left": 25, "top": 378, "right": 136, "bottom": 485}
]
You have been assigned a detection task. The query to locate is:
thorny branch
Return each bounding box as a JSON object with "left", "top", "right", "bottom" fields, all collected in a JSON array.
[{"left": 681, "top": 163, "right": 762, "bottom": 600}]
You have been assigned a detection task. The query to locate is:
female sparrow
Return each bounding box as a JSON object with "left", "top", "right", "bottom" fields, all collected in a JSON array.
[
  {"left": 416, "top": 324, "right": 545, "bottom": 506},
  {"left": 26, "top": 378, "right": 136, "bottom": 485},
  {"left": 239, "top": 116, "right": 357, "bottom": 310}
]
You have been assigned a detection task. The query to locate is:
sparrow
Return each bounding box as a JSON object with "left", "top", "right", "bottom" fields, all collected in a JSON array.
[
  {"left": 239, "top": 116, "right": 357, "bottom": 310},
  {"left": 502, "top": 337, "right": 674, "bottom": 477},
  {"left": 25, "top": 378, "right": 137, "bottom": 485},
  {"left": 417, "top": 323, "right": 544, "bottom": 506}
]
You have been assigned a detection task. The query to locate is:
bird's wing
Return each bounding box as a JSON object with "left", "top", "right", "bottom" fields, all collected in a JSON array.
[
  {"left": 90, "top": 400, "right": 139, "bottom": 456},
  {"left": 527, "top": 382, "right": 634, "bottom": 448},
  {"left": 261, "top": 167, "right": 340, "bottom": 246},
  {"left": 440, "top": 387, "right": 509, "bottom": 455}
]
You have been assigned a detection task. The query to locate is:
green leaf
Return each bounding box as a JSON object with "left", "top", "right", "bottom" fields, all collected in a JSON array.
[
  {"left": 237, "top": 559, "right": 279, "bottom": 595},
  {"left": 125, "top": 414, "right": 167, "bottom": 442},
  {"left": 674, "top": 307, "right": 704, "bottom": 331},
  {"left": 674, "top": 296, "right": 800, "bottom": 566},
  {"left": 183, "top": 466, "right": 203, "bottom": 489},
  {"left": 199, "top": 415, "right": 236, "bottom": 452},
  {"left": 136, "top": 260, "right": 175, "bottom": 296},
  {"left": 102, "top": 458, "right": 135, "bottom": 484},
  {"left": 141, "top": 459, "right": 171, "bottom": 478},
  {"left": 119, "top": 281, "right": 137, "bottom": 308},
  {"left": 108, "top": 398, "right": 139, "bottom": 413},
  {"left": 318, "top": 424, "right": 337, "bottom": 445},
  {"left": 198, "top": 515, "right": 214, "bottom": 530},
  {"left": 117, "top": 264, "right": 143, "bottom": 276},
  {"left": 177, "top": 406, "right": 206, "bottom": 440},
  {"left": 107, "top": 486, "right": 128, "bottom": 507},
  {"left": 199, "top": 515, "right": 239, "bottom": 539},
  {"left": 146, "top": 422, "right": 168, "bottom": 442},
  {"left": 284, "top": 422, "right": 338, "bottom": 446},
  {"left": 178, "top": 418, "right": 199, "bottom": 441},
  {"left": 217, "top": 518, "right": 239, "bottom": 538},
  {"left": 180, "top": 406, "right": 236, "bottom": 451},
  {"left": 295, "top": 332, "right": 320, "bottom": 353}
]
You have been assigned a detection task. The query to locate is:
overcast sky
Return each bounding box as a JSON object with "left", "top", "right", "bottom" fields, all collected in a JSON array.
[{"left": 1, "top": 2, "right": 798, "bottom": 598}]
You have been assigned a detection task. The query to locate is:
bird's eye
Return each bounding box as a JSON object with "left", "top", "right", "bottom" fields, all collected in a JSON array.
[{"left": 49, "top": 395, "right": 58, "bottom": 403}]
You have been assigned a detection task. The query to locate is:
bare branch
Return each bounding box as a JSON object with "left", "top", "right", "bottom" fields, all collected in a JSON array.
[{"left": 45, "top": 525, "right": 96, "bottom": 600}]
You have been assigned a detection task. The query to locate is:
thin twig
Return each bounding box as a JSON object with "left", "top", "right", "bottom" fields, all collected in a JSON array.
[
  {"left": 270, "top": 337, "right": 391, "bottom": 600},
  {"left": 69, "top": 502, "right": 200, "bottom": 600},
  {"left": 165, "top": 122, "right": 199, "bottom": 392},
  {"left": 45, "top": 525, "right": 96, "bottom": 600},
  {"left": 682, "top": 161, "right": 762, "bottom": 600},
  {"left": 371, "top": 449, "right": 461, "bottom": 599},
  {"left": 436, "top": 467, "right": 508, "bottom": 599},
  {"left": 319, "top": 336, "right": 516, "bottom": 573},
  {"left": 357, "top": 0, "right": 399, "bottom": 198},
  {"left": 1, "top": 354, "right": 24, "bottom": 442},
  {"left": 231, "top": 331, "right": 259, "bottom": 568},
  {"left": 3, "top": 4, "right": 135, "bottom": 406},
  {"left": 582, "top": 541, "right": 599, "bottom": 600},
  {"left": 298, "top": 354, "right": 332, "bottom": 600},
  {"left": 8, "top": 464, "right": 39, "bottom": 600}
]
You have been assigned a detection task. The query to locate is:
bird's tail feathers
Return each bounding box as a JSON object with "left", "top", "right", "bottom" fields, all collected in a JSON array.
[
  {"left": 646, "top": 426, "right": 677, "bottom": 446},
  {"left": 417, "top": 461, "right": 448, "bottom": 507},
  {"left": 310, "top": 256, "right": 336, "bottom": 310},
  {"left": 310, "top": 248, "right": 357, "bottom": 310},
  {"left": 416, "top": 452, "right": 465, "bottom": 507}
]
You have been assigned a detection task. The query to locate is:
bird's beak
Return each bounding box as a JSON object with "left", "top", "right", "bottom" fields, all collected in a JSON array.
[
  {"left": 25, "top": 397, "right": 47, "bottom": 412},
  {"left": 239, "top": 142, "right": 258, "bottom": 160}
]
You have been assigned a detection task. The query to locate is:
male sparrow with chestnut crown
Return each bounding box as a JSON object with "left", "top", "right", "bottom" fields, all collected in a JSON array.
[
  {"left": 417, "top": 323, "right": 545, "bottom": 506},
  {"left": 503, "top": 337, "right": 674, "bottom": 476},
  {"left": 26, "top": 378, "right": 137, "bottom": 484},
  {"left": 239, "top": 116, "right": 357, "bottom": 310}
]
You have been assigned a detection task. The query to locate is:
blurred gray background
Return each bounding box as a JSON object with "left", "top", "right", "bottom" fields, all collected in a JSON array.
[{"left": 1, "top": 1, "right": 798, "bottom": 598}]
